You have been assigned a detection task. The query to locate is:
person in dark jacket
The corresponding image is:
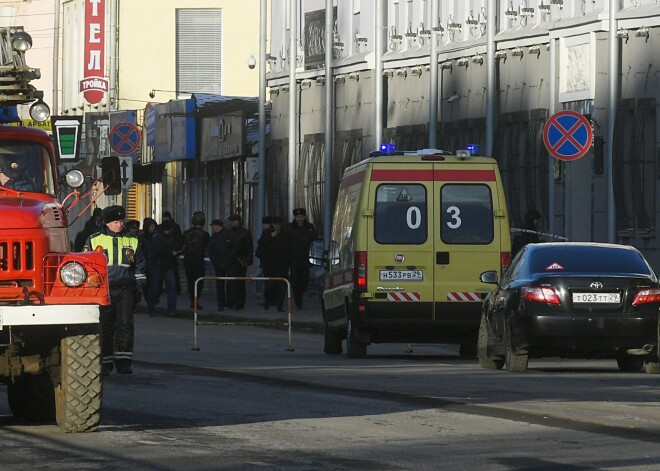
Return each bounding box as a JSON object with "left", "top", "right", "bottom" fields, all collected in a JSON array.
[
  {"left": 226, "top": 214, "right": 253, "bottom": 310},
  {"left": 207, "top": 219, "right": 232, "bottom": 311},
  {"left": 512, "top": 209, "right": 542, "bottom": 256},
  {"left": 255, "top": 216, "right": 273, "bottom": 269},
  {"left": 182, "top": 211, "right": 210, "bottom": 309},
  {"left": 287, "top": 208, "right": 318, "bottom": 309},
  {"left": 146, "top": 220, "right": 178, "bottom": 317},
  {"left": 140, "top": 217, "right": 158, "bottom": 294},
  {"left": 74, "top": 207, "right": 104, "bottom": 251},
  {"left": 124, "top": 219, "right": 140, "bottom": 237},
  {"left": 259, "top": 216, "right": 290, "bottom": 311},
  {"left": 162, "top": 211, "right": 183, "bottom": 294},
  {"left": 85, "top": 205, "right": 146, "bottom": 375}
]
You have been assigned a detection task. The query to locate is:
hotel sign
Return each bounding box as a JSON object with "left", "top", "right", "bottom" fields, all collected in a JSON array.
[{"left": 80, "top": 0, "right": 108, "bottom": 104}]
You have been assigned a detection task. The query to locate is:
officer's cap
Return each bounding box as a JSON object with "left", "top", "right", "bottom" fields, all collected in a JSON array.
[
  {"left": 293, "top": 208, "right": 306, "bottom": 216},
  {"left": 262, "top": 216, "right": 273, "bottom": 224},
  {"left": 210, "top": 219, "right": 224, "bottom": 227},
  {"left": 228, "top": 214, "right": 242, "bottom": 221},
  {"left": 271, "top": 216, "right": 283, "bottom": 224},
  {"left": 103, "top": 205, "right": 125, "bottom": 224}
]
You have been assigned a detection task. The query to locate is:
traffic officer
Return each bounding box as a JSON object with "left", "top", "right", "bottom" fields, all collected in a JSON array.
[
  {"left": 182, "top": 211, "right": 210, "bottom": 309},
  {"left": 259, "top": 216, "right": 290, "bottom": 311},
  {"left": 226, "top": 214, "right": 253, "bottom": 310},
  {"left": 287, "top": 208, "right": 317, "bottom": 309},
  {"left": 85, "top": 205, "right": 146, "bottom": 375},
  {"left": 206, "top": 219, "right": 231, "bottom": 312}
]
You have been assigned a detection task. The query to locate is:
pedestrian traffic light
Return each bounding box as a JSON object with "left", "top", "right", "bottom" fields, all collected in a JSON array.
[{"left": 101, "top": 156, "right": 122, "bottom": 195}]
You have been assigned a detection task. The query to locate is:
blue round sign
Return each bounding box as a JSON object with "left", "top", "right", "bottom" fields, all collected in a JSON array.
[
  {"left": 110, "top": 122, "right": 140, "bottom": 156},
  {"left": 543, "top": 111, "right": 593, "bottom": 161}
]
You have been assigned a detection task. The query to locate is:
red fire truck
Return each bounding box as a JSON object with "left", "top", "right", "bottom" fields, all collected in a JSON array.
[{"left": 0, "top": 27, "right": 108, "bottom": 432}]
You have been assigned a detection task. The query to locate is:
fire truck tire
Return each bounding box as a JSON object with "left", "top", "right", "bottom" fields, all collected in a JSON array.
[
  {"left": 8, "top": 373, "right": 56, "bottom": 423},
  {"left": 56, "top": 334, "right": 102, "bottom": 433}
]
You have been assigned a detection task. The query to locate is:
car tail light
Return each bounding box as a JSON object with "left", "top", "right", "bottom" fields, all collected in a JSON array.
[
  {"left": 632, "top": 288, "right": 660, "bottom": 306},
  {"left": 521, "top": 286, "right": 560, "bottom": 305},
  {"left": 354, "top": 251, "right": 367, "bottom": 291},
  {"left": 501, "top": 251, "right": 511, "bottom": 276}
]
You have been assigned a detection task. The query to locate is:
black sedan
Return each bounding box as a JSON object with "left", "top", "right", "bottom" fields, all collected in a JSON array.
[{"left": 478, "top": 243, "right": 660, "bottom": 373}]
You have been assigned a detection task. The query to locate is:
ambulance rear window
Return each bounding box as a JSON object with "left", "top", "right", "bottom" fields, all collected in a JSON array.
[
  {"left": 375, "top": 184, "right": 427, "bottom": 244},
  {"left": 441, "top": 184, "right": 493, "bottom": 245}
]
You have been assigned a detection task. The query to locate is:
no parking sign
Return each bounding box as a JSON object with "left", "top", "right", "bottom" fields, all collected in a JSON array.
[
  {"left": 543, "top": 111, "right": 593, "bottom": 161},
  {"left": 110, "top": 122, "right": 141, "bottom": 156}
]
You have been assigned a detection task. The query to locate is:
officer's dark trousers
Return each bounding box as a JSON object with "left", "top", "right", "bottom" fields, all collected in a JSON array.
[
  {"left": 227, "top": 264, "right": 247, "bottom": 309},
  {"left": 289, "top": 265, "right": 310, "bottom": 308},
  {"left": 264, "top": 265, "right": 287, "bottom": 309},
  {"left": 184, "top": 255, "right": 205, "bottom": 305},
  {"left": 101, "top": 286, "right": 136, "bottom": 366},
  {"left": 213, "top": 265, "right": 228, "bottom": 309}
]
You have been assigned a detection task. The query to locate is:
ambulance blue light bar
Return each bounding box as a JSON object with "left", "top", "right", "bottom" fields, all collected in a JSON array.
[
  {"left": 467, "top": 144, "right": 480, "bottom": 156},
  {"left": 380, "top": 143, "right": 396, "bottom": 154},
  {"left": 370, "top": 143, "right": 404, "bottom": 157}
]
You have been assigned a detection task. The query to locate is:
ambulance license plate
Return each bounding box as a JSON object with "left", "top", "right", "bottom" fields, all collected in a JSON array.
[
  {"left": 572, "top": 292, "right": 620, "bottom": 304},
  {"left": 379, "top": 270, "right": 423, "bottom": 281}
]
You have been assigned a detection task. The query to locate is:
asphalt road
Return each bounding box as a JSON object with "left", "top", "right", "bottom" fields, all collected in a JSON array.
[{"left": 0, "top": 314, "right": 659, "bottom": 470}]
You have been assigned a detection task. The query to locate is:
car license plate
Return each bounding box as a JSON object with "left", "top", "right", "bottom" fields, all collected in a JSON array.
[
  {"left": 572, "top": 292, "right": 620, "bottom": 304},
  {"left": 379, "top": 270, "right": 423, "bottom": 281}
]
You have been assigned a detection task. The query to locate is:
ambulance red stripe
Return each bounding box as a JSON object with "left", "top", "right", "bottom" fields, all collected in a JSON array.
[
  {"left": 339, "top": 170, "right": 366, "bottom": 190},
  {"left": 370, "top": 169, "right": 496, "bottom": 182}
]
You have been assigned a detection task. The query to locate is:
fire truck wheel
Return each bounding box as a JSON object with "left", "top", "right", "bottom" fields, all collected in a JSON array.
[
  {"left": 8, "top": 373, "right": 56, "bottom": 423},
  {"left": 56, "top": 334, "right": 102, "bottom": 433}
]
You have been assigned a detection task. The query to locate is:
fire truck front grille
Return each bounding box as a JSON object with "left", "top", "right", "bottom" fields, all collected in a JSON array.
[{"left": 0, "top": 241, "right": 35, "bottom": 272}]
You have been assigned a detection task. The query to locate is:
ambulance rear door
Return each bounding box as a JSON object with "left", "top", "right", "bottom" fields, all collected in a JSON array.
[
  {"left": 433, "top": 163, "right": 502, "bottom": 324},
  {"left": 366, "top": 164, "right": 435, "bottom": 320}
]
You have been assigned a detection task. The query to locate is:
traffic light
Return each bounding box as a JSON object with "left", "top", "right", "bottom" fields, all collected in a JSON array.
[{"left": 101, "top": 156, "right": 121, "bottom": 195}]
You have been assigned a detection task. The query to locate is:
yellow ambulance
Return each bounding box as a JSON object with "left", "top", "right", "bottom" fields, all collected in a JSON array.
[{"left": 323, "top": 147, "right": 511, "bottom": 358}]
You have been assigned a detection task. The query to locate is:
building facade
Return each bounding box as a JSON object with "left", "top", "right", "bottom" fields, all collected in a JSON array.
[
  {"left": 267, "top": 0, "right": 660, "bottom": 268},
  {"left": 59, "top": 0, "right": 263, "bottom": 235}
]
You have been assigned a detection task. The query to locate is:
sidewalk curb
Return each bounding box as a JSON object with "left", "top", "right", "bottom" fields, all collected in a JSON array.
[{"left": 135, "top": 305, "right": 323, "bottom": 332}]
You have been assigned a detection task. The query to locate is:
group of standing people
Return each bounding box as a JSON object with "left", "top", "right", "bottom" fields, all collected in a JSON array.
[
  {"left": 76, "top": 204, "right": 318, "bottom": 376},
  {"left": 257, "top": 208, "right": 318, "bottom": 311}
]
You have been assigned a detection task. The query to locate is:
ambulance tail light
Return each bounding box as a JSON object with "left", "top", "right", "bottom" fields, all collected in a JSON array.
[
  {"left": 355, "top": 251, "right": 367, "bottom": 291},
  {"left": 501, "top": 251, "right": 511, "bottom": 277}
]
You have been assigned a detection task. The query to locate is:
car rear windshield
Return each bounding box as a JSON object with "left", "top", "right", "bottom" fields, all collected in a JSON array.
[
  {"left": 530, "top": 246, "right": 653, "bottom": 275},
  {"left": 374, "top": 184, "right": 427, "bottom": 244}
]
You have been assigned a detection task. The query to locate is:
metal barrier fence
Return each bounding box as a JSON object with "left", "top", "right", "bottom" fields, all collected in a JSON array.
[{"left": 191, "top": 276, "right": 294, "bottom": 352}]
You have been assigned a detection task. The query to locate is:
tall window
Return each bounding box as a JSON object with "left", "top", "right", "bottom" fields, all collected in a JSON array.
[{"left": 176, "top": 9, "right": 222, "bottom": 95}]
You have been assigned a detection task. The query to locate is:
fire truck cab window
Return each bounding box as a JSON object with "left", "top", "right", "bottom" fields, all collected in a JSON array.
[{"left": 0, "top": 143, "right": 54, "bottom": 194}]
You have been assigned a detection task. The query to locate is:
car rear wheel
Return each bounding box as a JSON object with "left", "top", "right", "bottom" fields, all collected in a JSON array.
[
  {"left": 477, "top": 317, "right": 504, "bottom": 370},
  {"left": 504, "top": 326, "right": 528, "bottom": 373},
  {"left": 616, "top": 356, "right": 644, "bottom": 372},
  {"left": 346, "top": 319, "right": 367, "bottom": 359},
  {"left": 643, "top": 361, "right": 660, "bottom": 374}
]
